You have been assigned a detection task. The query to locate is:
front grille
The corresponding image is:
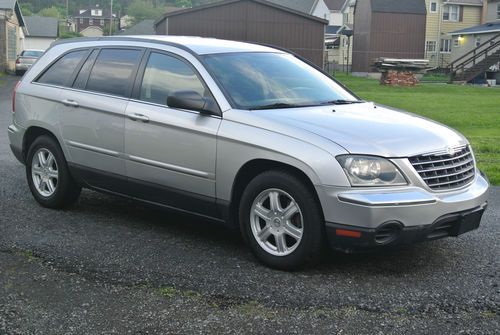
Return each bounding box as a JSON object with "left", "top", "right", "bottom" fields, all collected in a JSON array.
[{"left": 409, "top": 145, "right": 475, "bottom": 191}]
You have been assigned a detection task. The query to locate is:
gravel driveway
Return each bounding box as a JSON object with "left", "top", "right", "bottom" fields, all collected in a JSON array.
[{"left": 0, "top": 75, "right": 498, "bottom": 334}]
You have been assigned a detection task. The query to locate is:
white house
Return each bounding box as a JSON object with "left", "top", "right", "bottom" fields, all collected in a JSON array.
[{"left": 23, "top": 16, "right": 58, "bottom": 50}]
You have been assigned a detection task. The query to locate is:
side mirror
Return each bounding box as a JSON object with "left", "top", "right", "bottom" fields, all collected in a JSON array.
[{"left": 167, "top": 90, "right": 219, "bottom": 116}]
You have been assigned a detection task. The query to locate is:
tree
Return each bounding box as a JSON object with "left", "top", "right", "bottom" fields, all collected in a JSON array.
[
  {"left": 37, "top": 6, "right": 63, "bottom": 19},
  {"left": 175, "top": 0, "right": 191, "bottom": 7},
  {"left": 59, "top": 31, "right": 83, "bottom": 39},
  {"left": 127, "top": 0, "right": 160, "bottom": 25},
  {"left": 20, "top": 3, "right": 33, "bottom": 16}
]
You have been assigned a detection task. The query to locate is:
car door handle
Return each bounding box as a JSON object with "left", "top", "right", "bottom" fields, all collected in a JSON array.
[
  {"left": 127, "top": 113, "right": 150, "bottom": 122},
  {"left": 61, "top": 99, "right": 79, "bottom": 107}
]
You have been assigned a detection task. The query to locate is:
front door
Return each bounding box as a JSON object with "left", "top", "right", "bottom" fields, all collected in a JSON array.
[{"left": 124, "top": 51, "right": 222, "bottom": 217}]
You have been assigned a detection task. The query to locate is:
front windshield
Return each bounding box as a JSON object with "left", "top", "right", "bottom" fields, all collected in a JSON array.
[{"left": 202, "top": 52, "right": 358, "bottom": 110}]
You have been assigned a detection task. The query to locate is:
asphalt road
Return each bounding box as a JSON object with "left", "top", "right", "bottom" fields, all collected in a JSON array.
[{"left": 0, "top": 74, "right": 498, "bottom": 334}]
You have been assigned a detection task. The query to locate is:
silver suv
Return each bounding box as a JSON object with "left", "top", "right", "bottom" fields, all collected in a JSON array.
[{"left": 8, "top": 36, "right": 489, "bottom": 270}]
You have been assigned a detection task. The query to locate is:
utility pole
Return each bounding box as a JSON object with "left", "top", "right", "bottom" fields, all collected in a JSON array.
[{"left": 109, "top": 0, "right": 113, "bottom": 35}]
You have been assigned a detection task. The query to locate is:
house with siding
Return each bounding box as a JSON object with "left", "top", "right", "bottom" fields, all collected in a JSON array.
[
  {"left": 324, "top": 0, "right": 355, "bottom": 71},
  {"left": 23, "top": 16, "right": 58, "bottom": 50},
  {"left": 447, "top": 0, "right": 500, "bottom": 83},
  {"left": 352, "top": 0, "right": 427, "bottom": 73},
  {"left": 324, "top": 0, "right": 345, "bottom": 24},
  {"left": 424, "top": 0, "right": 484, "bottom": 69},
  {"left": 0, "top": 0, "right": 24, "bottom": 73},
  {"left": 74, "top": 4, "right": 119, "bottom": 37},
  {"left": 267, "top": 0, "right": 331, "bottom": 21},
  {"left": 337, "top": 0, "right": 355, "bottom": 70}
]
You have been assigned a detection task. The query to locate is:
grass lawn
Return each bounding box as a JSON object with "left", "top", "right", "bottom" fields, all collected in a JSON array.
[{"left": 334, "top": 73, "right": 500, "bottom": 185}]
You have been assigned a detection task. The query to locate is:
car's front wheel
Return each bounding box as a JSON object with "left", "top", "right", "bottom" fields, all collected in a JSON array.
[
  {"left": 239, "top": 170, "right": 324, "bottom": 270},
  {"left": 26, "top": 135, "right": 81, "bottom": 208}
]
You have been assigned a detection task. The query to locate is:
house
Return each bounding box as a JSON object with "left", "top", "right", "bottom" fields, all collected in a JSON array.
[
  {"left": 484, "top": 0, "right": 500, "bottom": 21},
  {"left": 424, "top": 0, "right": 484, "bottom": 69},
  {"left": 74, "top": 4, "right": 119, "bottom": 37},
  {"left": 23, "top": 16, "right": 58, "bottom": 50},
  {"left": 352, "top": 0, "right": 427, "bottom": 73},
  {"left": 0, "top": 0, "right": 24, "bottom": 73},
  {"left": 324, "top": 0, "right": 345, "bottom": 25},
  {"left": 448, "top": 1, "right": 500, "bottom": 84},
  {"left": 325, "top": 0, "right": 355, "bottom": 71},
  {"left": 267, "top": 0, "right": 331, "bottom": 21},
  {"left": 118, "top": 19, "right": 155, "bottom": 35},
  {"left": 154, "top": 0, "right": 328, "bottom": 67}
]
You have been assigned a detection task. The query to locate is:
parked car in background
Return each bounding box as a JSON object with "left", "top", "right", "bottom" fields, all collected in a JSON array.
[
  {"left": 8, "top": 36, "right": 489, "bottom": 270},
  {"left": 15, "top": 49, "right": 44, "bottom": 75}
]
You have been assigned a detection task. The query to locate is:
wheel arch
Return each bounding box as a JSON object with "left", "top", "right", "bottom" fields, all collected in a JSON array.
[
  {"left": 227, "top": 159, "right": 325, "bottom": 229},
  {"left": 22, "top": 126, "right": 63, "bottom": 163}
]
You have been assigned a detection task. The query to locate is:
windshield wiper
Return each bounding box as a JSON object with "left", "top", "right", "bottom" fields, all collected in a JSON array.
[
  {"left": 249, "top": 103, "right": 309, "bottom": 110},
  {"left": 320, "top": 100, "right": 364, "bottom": 105}
]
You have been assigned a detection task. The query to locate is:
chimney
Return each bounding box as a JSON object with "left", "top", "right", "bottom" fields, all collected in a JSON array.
[{"left": 481, "top": 0, "right": 488, "bottom": 24}]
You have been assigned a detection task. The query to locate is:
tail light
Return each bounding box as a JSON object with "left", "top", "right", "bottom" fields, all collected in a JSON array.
[
  {"left": 12, "top": 81, "right": 20, "bottom": 113},
  {"left": 15, "top": 58, "right": 20, "bottom": 64}
]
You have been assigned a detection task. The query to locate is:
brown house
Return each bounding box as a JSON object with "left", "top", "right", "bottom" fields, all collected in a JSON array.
[
  {"left": 352, "top": 0, "right": 427, "bottom": 73},
  {"left": 154, "top": 0, "right": 328, "bottom": 67},
  {"left": 74, "top": 5, "right": 119, "bottom": 37}
]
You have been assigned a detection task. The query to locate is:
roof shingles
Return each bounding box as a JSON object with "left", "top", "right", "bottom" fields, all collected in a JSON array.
[{"left": 24, "top": 16, "right": 58, "bottom": 38}]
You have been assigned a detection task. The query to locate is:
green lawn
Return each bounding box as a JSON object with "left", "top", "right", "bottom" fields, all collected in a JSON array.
[{"left": 334, "top": 73, "right": 500, "bottom": 185}]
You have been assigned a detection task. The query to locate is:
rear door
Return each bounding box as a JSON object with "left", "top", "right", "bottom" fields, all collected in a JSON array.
[
  {"left": 58, "top": 48, "right": 144, "bottom": 191},
  {"left": 124, "top": 50, "right": 222, "bottom": 217}
]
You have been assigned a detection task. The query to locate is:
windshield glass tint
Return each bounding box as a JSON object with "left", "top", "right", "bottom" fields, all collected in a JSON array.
[{"left": 203, "top": 53, "right": 356, "bottom": 110}]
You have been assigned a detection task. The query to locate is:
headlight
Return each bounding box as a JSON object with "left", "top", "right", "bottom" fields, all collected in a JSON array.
[{"left": 337, "top": 155, "right": 407, "bottom": 186}]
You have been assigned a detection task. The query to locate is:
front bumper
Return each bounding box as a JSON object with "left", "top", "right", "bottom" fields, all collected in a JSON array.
[
  {"left": 316, "top": 173, "right": 489, "bottom": 250},
  {"left": 326, "top": 203, "right": 487, "bottom": 251}
]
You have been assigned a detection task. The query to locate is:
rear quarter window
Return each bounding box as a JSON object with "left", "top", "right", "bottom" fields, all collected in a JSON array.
[{"left": 36, "top": 50, "right": 88, "bottom": 87}]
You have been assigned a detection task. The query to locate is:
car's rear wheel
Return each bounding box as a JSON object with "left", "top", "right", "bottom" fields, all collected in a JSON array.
[
  {"left": 239, "top": 170, "right": 324, "bottom": 270},
  {"left": 26, "top": 135, "right": 81, "bottom": 208}
]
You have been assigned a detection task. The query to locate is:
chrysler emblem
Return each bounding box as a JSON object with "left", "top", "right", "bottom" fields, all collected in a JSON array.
[{"left": 446, "top": 146, "right": 456, "bottom": 155}]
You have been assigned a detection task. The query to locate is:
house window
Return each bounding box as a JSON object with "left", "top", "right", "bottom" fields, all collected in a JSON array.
[
  {"left": 475, "top": 37, "right": 481, "bottom": 47},
  {"left": 426, "top": 41, "right": 437, "bottom": 53},
  {"left": 454, "top": 38, "right": 459, "bottom": 47},
  {"left": 89, "top": 19, "right": 93, "bottom": 25},
  {"left": 100, "top": 19, "right": 104, "bottom": 25},
  {"left": 79, "top": 18, "right": 83, "bottom": 24},
  {"left": 430, "top": 2, "right": 437, "bottom": 13},
  {"left": 440, "top": 39, "right": 452, "bottom": 53},
  {"left": 343, "top": 12, "right": 348, "bottom": 23},
  {"left": 443, "top": 5, "right": 459, "bottom": 22}
]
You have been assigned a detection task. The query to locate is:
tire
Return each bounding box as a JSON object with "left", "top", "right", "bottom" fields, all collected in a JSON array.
[
  {"left": 26, "top": 135, "right": 81, "bottom": 208},
  {"left": 239, "top": 170, "right": 324, "bottom": 270},
  {"left": 15, "top": 70, "right": 23, "bottom": 76}
]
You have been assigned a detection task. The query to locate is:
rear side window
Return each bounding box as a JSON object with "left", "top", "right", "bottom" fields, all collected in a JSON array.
[
  {"left": 140, "top": 52, "right": 207, "bottom": 105},
  {"left": 86, "top": 49, "right": 142, "bottom": 97},
  {"left": 37, "top": 50, "right": 87, "bottom": 87}
]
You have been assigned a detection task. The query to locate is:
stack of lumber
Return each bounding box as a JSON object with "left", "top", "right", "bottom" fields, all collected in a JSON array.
[{"left": 374, "top": 58, "right": 429, "bottom": 73}]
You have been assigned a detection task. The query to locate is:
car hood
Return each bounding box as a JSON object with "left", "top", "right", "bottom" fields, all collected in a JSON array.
[{"left": 236, "top": 102, "right": 468, "bottom": 157}]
